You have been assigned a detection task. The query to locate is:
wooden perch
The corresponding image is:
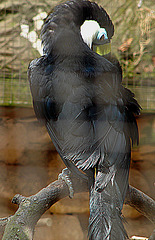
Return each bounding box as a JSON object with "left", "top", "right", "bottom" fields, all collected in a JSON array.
[
  {"left": 125, "top": 185, "right": 155, "bottom": 224},
  {"left": 0, "top": 173, "right": 155, "bottom": 240}
]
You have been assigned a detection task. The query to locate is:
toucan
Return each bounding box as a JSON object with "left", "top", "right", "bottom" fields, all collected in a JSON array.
[{"left": 28, "top": 0, "right": 140, "bottom": 239}]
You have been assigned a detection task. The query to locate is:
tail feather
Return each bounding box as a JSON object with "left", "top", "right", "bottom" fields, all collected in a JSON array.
[
  {"left": 88, "top": 169, "right": 129, "bottom": 240},
  {"left": 89, "top": 188, "right": 111, "bottom": 239}
]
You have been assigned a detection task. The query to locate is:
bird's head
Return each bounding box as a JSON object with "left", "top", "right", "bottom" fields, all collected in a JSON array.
[
  {"left": 41, "top": 0, "right": 114, "bottom": 56},
  {"left": 80, "top": 20, "right": 111, "bottom": 56}
]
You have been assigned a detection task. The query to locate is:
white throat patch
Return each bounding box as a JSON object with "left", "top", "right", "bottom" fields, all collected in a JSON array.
[{"left": 80, "top": 20, "right": 100, "bottom": 48}]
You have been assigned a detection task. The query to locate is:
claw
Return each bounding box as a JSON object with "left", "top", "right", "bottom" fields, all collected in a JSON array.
[{"left": 58, "top": 168, "right": 74, "bottom": 198}]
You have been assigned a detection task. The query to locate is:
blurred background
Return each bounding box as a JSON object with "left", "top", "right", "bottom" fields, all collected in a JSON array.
[{"left": 0, "top": 0, "right": 154, "bottom": 239}]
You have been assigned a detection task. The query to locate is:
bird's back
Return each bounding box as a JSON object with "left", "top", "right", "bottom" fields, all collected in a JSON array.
[{"left": 28, "top": 1, "right": 140, "bottom": 239}]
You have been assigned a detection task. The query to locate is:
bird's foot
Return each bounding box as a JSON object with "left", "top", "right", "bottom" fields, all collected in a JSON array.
[{"left": 58, "top": 168, "right": 74, "bottom": 198}]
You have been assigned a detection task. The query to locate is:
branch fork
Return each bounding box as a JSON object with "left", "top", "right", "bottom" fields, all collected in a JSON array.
[{"left": 0, "top": 172, "right": 154, "bottom": 240}]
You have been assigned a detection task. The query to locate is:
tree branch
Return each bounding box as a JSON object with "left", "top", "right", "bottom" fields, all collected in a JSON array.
[
  {"left": 0, "top": 173, "right": 154, "bottom": 240},
  {"left": 125, "top": 185, "right": 155, "bottom": 224}
]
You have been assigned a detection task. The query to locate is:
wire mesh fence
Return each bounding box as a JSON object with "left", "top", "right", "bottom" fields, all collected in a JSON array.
[
  {"left": 0, "top": 0, "right": 54, "bottom": 106},
  {"left": 0, "top": 0, "right": 154, "bottom": 111}
]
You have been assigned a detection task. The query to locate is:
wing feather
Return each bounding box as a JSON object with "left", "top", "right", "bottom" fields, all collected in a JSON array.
[{"left": 28, "top": 50, "right": 140, "bottom": 181}]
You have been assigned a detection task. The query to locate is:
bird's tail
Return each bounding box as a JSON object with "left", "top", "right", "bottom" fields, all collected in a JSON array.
[{"left": 88, "top": 164, "right": 129, "bottom": 240}]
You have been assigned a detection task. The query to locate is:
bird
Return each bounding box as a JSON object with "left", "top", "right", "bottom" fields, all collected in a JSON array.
[{"left": 28, "top": 0, "right": 140, "bottom": 239}]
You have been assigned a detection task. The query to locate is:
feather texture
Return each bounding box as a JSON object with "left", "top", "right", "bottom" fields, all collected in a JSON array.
[{"left": 28, "top": 1, "right": 140, "bottom": 239}]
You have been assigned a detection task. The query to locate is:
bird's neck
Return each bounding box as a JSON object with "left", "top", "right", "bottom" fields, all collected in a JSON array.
[{"left": 52, "top": 28, "right": 86, "bottom": 57}]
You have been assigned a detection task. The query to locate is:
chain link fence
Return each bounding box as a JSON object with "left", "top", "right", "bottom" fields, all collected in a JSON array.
[{"left": 0, "top": 0, "right": 154, "bottom": 111}]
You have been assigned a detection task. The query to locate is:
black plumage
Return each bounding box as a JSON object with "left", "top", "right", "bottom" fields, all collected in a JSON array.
[{"left": 28, "top": 1, "right": 140, "bottom": 239}]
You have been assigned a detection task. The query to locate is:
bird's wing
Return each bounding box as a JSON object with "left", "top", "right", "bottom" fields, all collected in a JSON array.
[{"left": 28, "top": 55, "right": 139, "bottom": 182}]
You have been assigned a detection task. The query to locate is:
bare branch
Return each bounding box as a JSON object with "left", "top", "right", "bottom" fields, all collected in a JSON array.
[
  {"left": 125, "top": 185, "right": 155, "bottom": 224},
  {"left": 1, "top": 175, "right": 88, "bottom": 240},
  {"left": 0, "top": 173, "right": 154, "bottom": 240}
]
